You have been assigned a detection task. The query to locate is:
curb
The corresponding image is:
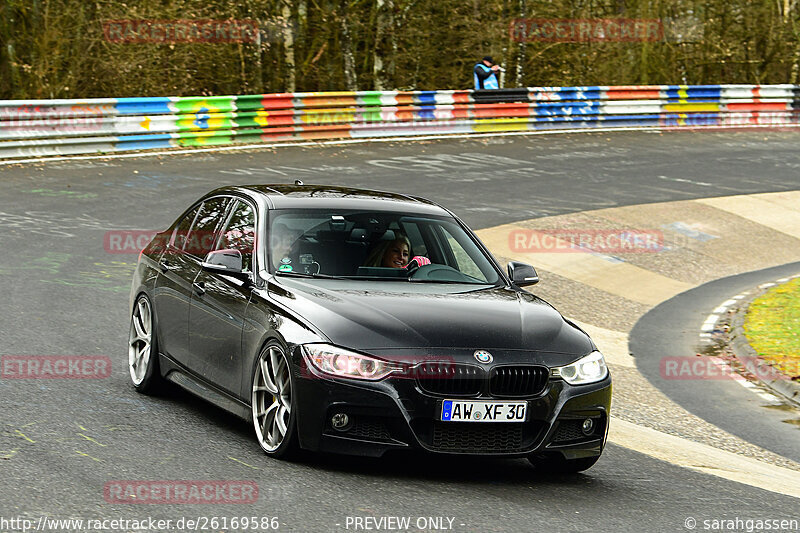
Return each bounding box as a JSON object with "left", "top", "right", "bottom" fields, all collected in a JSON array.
[{"left": 727, "top": 278, "right": 800, "bottom": 408}]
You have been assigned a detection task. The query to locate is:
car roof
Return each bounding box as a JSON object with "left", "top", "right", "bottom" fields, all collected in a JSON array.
[{"left": 215, "top": 184, "right": 451, "bottom": 216}]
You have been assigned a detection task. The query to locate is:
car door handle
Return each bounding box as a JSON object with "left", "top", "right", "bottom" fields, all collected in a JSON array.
[
  {"left": 192, "top": 281, "right": 206, "bottom": 295},
  {"left": 159, "top": 261, "right": 176, "bottom": 273}
]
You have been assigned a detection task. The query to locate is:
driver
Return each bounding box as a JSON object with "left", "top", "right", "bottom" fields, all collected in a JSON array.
[
  {"left": 365, "top": 235, "right": 410, "bottom": 268},
  {"left": 364, "top": 234, "right": 430, "bottom": 269}
]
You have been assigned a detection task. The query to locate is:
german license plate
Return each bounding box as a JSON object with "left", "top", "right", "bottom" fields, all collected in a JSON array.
[{"left": 440, "top": 400, "right": 527, "bottom": 423}]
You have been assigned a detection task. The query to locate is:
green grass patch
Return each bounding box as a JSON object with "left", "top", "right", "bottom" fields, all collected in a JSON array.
[{"left": 744, "top": 277, "right": 800, "bottom": 378}]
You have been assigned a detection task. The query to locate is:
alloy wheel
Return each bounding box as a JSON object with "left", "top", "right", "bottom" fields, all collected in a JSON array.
[
  {"left": 129, "top": 296, "right": 153, "bottom": 386},
  {"left": 252, "top": 345, "right": 293, "bottom": 452}
]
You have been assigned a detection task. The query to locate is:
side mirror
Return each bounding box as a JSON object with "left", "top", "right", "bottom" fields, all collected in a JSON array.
[
  {"left": 202, "top": 249, "right": 249, "bottom": 280},
  {"left": 508, "top": 261, "right": 539, "bottom": 287}
]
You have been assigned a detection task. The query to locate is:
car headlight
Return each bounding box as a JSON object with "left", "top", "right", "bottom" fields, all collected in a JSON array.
[
  {"left": 302, "top": 344, "right": 400, "bottom": 381},
  {"left": 551, "top": 351, "right": 608, "bottom": 385}
]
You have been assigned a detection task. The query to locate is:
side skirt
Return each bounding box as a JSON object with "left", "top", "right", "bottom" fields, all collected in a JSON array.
[{"left": 160, "top": 353, "right": 251, "bottom": 421}]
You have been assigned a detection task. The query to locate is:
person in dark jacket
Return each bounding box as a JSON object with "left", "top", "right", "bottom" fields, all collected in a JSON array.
[{"left": 474, "top": 56, "right": 500, "bottom": 90}]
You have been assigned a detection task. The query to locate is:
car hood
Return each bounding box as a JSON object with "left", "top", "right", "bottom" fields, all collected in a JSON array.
[{"left": 266, "top": 278, "right": 593, "bottom": 360}]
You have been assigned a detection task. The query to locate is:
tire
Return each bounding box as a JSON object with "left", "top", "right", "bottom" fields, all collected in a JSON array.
[
  {"left": 128, "top": 294, "right": 164, "bottom": 394},
  {"left": 529, "top": 454, "right": 600, "bottom": 474},
  {"left": 251, "top": 342, "right": 299, "bottom": 458}
]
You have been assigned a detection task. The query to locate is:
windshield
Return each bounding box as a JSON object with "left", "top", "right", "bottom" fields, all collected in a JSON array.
[{"left": 268, "top": 209, "right": 501, "bottom": 285}]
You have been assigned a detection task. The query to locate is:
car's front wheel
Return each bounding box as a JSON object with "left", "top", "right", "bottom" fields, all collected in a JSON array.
[
  {"left": 529, "top": 454, "right": 600, "bottom": 474},
  {"left": 128, "top": 294, "right": 163, "bottom": 394},
  {"left": 251, "top": 342, "right": 298, "bottom": 458}
]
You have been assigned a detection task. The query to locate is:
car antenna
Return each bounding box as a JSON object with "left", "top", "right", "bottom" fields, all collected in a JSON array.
[{"left": 294, "top": 180, "right": 304, "bottom": 186}]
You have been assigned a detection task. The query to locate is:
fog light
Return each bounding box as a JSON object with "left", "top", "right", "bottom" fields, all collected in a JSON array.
[
  {"left": 331, "top": 413, "right": 350, "bottom": 431},
  {"left": 581, "top": 418, "right": 594, "bottom": 435}
]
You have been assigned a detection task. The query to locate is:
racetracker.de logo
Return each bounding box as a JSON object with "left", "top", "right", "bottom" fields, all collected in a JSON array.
[
  {"left": 301, "top": 355, "right": 461, "bottom": 380},
  {"left": 104, "top": 229, "right": 254, "bottom": 255},
  {"left": 510, "top": 18, "right": 664, "bottom": 42},
  {"left": 102, "top": 19, "right": 260, "bottom": 43},
  {"left": 104, "top": 481, "right": 258, "bottom": 504},
  {"left": 660, "top": 356, "right": 800, "bottom": 381},
  {"left": 104, "top": 230, "right": 159, "bottom": 254},
  {"left": 1, "top": 355, "right": 111, "bottom": 379},
  {"left": 509, "top": 228, "right": 663, "bottom": 254}
]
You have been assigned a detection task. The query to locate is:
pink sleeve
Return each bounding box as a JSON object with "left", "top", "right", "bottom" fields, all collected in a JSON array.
[{"left": 407, "top": 256, "right": 431, "bottom": 267}]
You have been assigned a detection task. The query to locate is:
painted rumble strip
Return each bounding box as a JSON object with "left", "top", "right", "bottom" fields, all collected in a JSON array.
[
  {"left": 2, "top": 84, "right": 800, "bottom": 159},
  {"left": 478, "top": 190, "right": 800, "bottom": 496}
]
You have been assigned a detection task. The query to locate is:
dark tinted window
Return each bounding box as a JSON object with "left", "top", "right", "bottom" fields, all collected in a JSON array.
[
  {"left": 171, "top": 205, "right": 200, "bottom": 250},
  {"left": 183, "top": 197, "right": 229, "bottom": 258},
  {"left": 216, "top": 200, "right": 256, "bottom": 272}
]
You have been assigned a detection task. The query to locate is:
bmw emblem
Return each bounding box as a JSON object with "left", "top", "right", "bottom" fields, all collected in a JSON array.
[{"left": 474, "top": 350, "right": 493, "bottom": 364}]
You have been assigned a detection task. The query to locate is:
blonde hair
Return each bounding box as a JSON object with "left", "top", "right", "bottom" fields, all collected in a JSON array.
[{"left": 364, "top": 234, "right": 411, "bottom": 267}]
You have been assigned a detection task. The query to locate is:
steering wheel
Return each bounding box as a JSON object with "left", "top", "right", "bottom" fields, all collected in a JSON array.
[{"left": 408, "top": 263, "right": 473, "bottom": 282}]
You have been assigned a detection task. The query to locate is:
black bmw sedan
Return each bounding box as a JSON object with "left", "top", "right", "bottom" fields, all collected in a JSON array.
[{"left": 128, "top": 184, "right": 611, "bottom": 473}]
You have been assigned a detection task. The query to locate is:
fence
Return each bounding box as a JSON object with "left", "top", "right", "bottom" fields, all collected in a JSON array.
[{"left": 1, "top": 85, "right": 799, "bottom": 159}]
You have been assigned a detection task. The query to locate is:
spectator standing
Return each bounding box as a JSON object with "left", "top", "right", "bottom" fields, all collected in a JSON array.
[{"left": 474, "top": 56, "right": 500, "bottom": 90}]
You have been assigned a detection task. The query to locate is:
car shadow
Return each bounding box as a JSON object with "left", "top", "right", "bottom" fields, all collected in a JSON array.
[
  {"left": 156, "top": 382, "right": 601, "bottom": 487},
  {"left": 303, "top": 450, "right": 600, "bottom": 487}
]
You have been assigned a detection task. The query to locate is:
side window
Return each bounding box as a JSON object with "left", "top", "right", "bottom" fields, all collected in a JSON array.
[
  {"left": 216, "top": 200, "right": 256, "bottom": 272},
  {"left": 171, "top": 205, "right": 200, "bottom": 250},
  {"left": 400, "top": 221, "right": 428, "bottom": 258},
  {"left": 183, "top": 197, "right": 230, "bottom": 258},
  {"left": 441, "top": 226, "right": 484, "bottom": 280}
]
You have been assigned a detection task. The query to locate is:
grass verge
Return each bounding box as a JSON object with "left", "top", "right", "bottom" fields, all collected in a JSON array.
[{"left": 744, "top": 277, "right": 800, "bottom": 380}]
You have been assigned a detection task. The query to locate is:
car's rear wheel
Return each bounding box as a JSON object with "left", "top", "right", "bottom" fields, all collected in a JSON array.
[
  {"left": 128, "top": 294, "right": 163, "bottom": 394},
  {"left": 529, "top": 454, "right": 600, "bottom": 474},
  {"left": 251, "top": 342, "right": 298, "bottom": 457}
]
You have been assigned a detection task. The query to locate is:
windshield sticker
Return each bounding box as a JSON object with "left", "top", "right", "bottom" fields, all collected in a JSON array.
[{"left": 278, "top": 264, "right": 293, "bottom": 272}]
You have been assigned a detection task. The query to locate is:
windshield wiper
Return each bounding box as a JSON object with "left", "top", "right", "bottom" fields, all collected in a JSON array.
[
  {"left": 276, "top": 271, "right": 495, "bottom": 285},
  {"left": 274, "top": 271, "right": 351, "bottom": 280},
  {"left": 407, "top": 278, "right": 492, "bottom": 285}
]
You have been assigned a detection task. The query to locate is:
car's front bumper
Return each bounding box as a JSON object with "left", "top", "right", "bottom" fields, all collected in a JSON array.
[{"left": 291, "top": 348, "right": 612, "bottom": 459}]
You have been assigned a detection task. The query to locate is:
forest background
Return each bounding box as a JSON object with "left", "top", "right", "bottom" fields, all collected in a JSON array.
[{"left": 2, "top": 0, "right": 800, "bottom": 99}]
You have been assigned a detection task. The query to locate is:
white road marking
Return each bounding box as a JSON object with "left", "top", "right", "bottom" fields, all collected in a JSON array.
[
  {"left": 698, "top": 302, "right": 784, "bottom": 404},
  {"left": 758, "top": 393, "right": 782, "bottom": 404},
  {"left": 700, "top": 313, "right": 720, "bottom": 332},
  {"left": 609, "top": 418, "right": 800, "bottom": 499},
  {"left": 657, "top": 175, "right": 713, "bottom": 187}
]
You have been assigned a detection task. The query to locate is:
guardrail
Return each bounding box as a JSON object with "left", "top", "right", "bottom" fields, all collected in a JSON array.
[{"left": 1, "top": 85, "right": 799, "bottom": 159}]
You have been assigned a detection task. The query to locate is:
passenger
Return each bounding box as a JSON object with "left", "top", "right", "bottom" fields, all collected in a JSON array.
[{"left": 365, "top": 235, "right": 411, "bottom": 268}]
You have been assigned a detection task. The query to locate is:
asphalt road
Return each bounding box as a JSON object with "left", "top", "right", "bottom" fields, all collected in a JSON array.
[
  {"left": 2, "top": 130, "right": 800, "bottom": 532},
  {"left": 631, "top": 262, "right": 800, "bottom": 464}
]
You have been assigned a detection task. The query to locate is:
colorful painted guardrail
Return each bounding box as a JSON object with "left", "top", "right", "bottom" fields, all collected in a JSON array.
[{"left": 1, "top": 85, "right": 799, "bottom": 159}]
